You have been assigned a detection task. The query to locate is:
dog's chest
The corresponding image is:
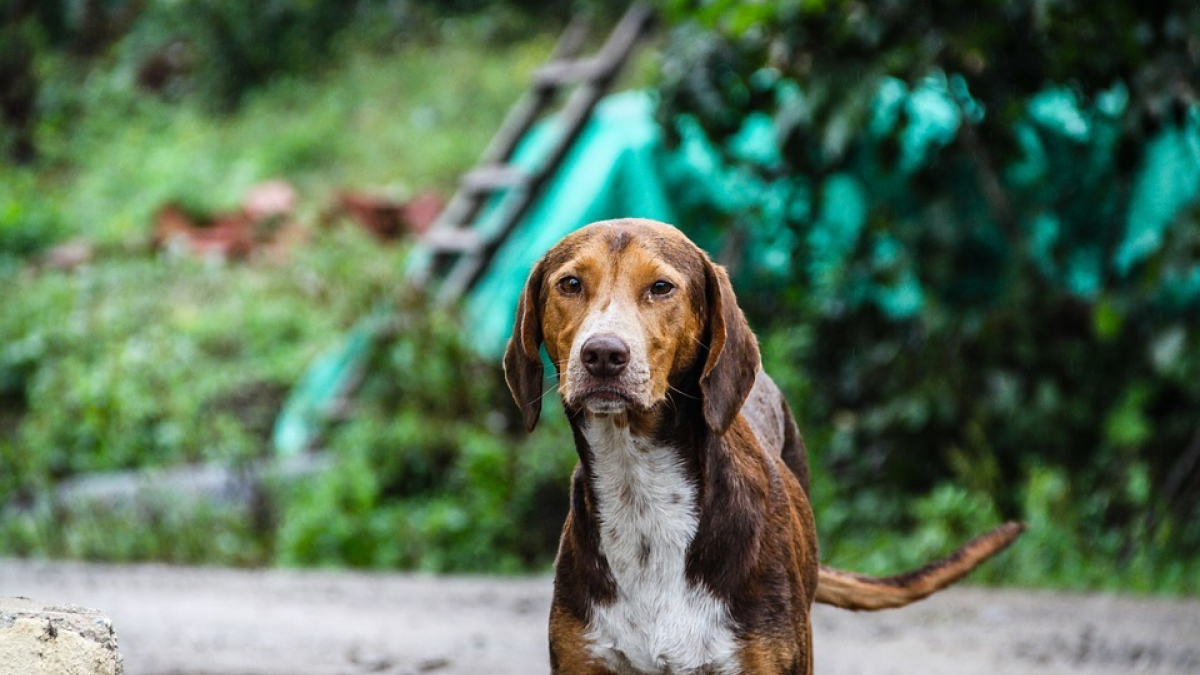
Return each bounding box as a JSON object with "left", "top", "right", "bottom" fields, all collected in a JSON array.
[{"left": 582, "top": 421, "right": 739, "bottom": 675}]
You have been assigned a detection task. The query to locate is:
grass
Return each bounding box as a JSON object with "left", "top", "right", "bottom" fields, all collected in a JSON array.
[
  {"left": 27, "top": 36, "right": 553, "bottom": 248},
  {"left": 1, "top": 30, "right": 559, "bottom": 560},
  {"left": 1, "top": 16, "right": 679, "bottom": 572},
  {"left": 3, "top": 30, "right": 552, "bottom": 471}
]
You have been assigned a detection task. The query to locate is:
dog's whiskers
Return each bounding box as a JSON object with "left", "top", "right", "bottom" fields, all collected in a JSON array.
[
  {"left": 667, "top": 384, "right": 700, "bottom": 401},
  {"left": 533, "top": 381, "right": 561, "bottom": 405}
]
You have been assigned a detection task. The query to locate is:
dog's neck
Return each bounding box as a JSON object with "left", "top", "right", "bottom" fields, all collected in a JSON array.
[
  {"left": 569, "top": 398, "right": 707, "bottom": 493},
  {"left": 573, "top": 412, "right": 740, "bottom": 674},
  {"left": 580, "top": 415, "right": 696, "bottom": 562}
]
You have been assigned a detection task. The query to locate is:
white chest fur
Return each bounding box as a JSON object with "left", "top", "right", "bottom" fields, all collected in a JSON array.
[{"left": 581, "top": 419, "right": 739, "bottom": 675}]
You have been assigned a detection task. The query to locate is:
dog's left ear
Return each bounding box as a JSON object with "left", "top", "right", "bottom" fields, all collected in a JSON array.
[
  {"left": 700, "top": 260, "right": 760, "bottom": 435},
  {"left": 503, "top": 261, "right": 546, "bottom": 432}
]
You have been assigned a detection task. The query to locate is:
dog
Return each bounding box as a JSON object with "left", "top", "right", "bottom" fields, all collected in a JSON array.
[{"left": 504, "top": 218, "right": 1023, "bottom": 675}]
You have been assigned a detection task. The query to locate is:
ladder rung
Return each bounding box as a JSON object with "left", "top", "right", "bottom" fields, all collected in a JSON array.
[
  {"left": 436, "top": 255, "right": 483, "bottom": 306},
  {"left": 422, "top": 228, "right": 488, "bottom": 252},
  {"left": 418, "top": 3, "right": 655, "bottom": 303},
  {"left": 533, "top": 56, "right": 611, "bottom": 87},
  {"left": 460, "top": 165, "right": 532, "bottom": 193}
]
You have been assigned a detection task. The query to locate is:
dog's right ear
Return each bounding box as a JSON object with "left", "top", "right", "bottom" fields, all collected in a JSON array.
[{"left": 503, "top": 261, "right": 546, "bottom": 432}]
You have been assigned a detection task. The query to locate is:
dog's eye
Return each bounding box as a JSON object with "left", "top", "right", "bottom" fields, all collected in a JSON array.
[
  {"left": 557, "top": 276, "right": 582, "bottom": 295},
  {"left": 650, "top": 280, "right": 675, "bottom": 296}
]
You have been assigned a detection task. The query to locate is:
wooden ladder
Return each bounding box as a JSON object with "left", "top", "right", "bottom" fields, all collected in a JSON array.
[{"left": 410, "top": 3, "right": 655, "bottom": 304}]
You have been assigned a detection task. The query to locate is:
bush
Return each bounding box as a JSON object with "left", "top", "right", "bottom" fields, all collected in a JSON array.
[
  {"left": 0, "top": 31, "right": 554, "bottom": 569},
  {"left": 657, "top": 1, "right": 1200, "bottom": 593},
  {"left": 0, "top": 170, "right": 67, "bottom": 273},
  {"left": 123, "top": 0, "right": 368, "bottom": 110},
  {"left": 276, "top": 298, "right": 575, "bottom": 572},
  {"left": 0, "top": 229, "right": 578, "bottom": 572},
  {"left": 42, "top": 37, "right": 537, "bottom": 246},
  {"left": 0, "top": 494, "right": 271, "bottom": 566},
  {"left": 0, "top": 228, "right": 407, "bottom": 523}
]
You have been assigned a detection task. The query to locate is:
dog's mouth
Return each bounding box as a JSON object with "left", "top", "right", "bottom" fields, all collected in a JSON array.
[{"left": 569, "top": 384, "right": 642, "bottom": 415}]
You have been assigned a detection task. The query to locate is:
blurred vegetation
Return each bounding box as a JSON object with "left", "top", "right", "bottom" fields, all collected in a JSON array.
[
  {"left": 658, "top": 0, "right": 1200, "bottom": 594},
  {"left": 0, "top": 0, "right": 612, "bottom": 164},
  {"left": 2, "top": 0, "right": 1199, "bottom": 596},
  {"left": 1, "top": 228, "right": 402, "bottom": 562},
  {"left": 275, "top": 302, "right": 575, "bottom": 572},
  {"left": 0, "top": 0, "right": 570, "bottom": 567}
]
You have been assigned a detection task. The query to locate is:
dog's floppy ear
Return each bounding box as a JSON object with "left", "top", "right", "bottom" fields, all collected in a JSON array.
[
  {"left": 700, "top": 260, "right": 760, "bottom": 435},
  {"left": 504, "top": 261, "right": 546, "bottom": 432}
]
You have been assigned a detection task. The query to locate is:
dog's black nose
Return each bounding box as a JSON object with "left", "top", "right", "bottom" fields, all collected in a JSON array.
[{"left": 581, "top": 335, "right": 630, "bottom": 378}]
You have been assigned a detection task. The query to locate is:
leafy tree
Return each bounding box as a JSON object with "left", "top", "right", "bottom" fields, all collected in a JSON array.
[{"left": 656, "top": 0, "right": 1200, "bottom": 571}]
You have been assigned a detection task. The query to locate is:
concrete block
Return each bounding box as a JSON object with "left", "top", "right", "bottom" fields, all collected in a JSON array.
[{"left": 0, "top": 597, "right": 123, "bottom": 675}]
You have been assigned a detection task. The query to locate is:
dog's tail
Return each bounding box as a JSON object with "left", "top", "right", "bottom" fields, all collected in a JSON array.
[{"left": 815, "top": 521, "right": 1025, "bottom": 611}]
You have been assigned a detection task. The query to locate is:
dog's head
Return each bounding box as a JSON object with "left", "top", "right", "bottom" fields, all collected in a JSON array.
[{"left": 504, "top": 218, "right": 759, "bottom": 435}]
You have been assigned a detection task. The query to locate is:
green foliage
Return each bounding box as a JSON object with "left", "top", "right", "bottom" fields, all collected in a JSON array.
[
  {"left": 661, "top": 0, "right": 1199, "bottom": 172},
  {"left": 0, "top": 170, "right": 66, "bottom": 273},
  {"left": 659, "top": 1, "right": 1200, "bottom": 593},
  {"left": 0, "top": 228, "right": 408, "bottom": 519},
  {"left": 276, "top": 303, "right": 575, "bottom": 572},
  {"left": 0, "top": 495, "right": 271, "bottom": 566},
  {"left": 6, "top": 37, "right": 538, "bottom": 246},
  {"left": 3, "top": 0, "right": 566, "bottom": 166},
  {"left": 1, "top": 228, "right": 579, "bottom": 571},
  {"left": 130, "top": 0, "right": 365, "bottom": 109},
  {"left": 0, "top": 26, "right": 576, "bottom": 572}
]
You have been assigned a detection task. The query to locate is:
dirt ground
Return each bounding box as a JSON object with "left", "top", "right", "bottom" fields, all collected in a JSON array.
[{"left": 2, "top": 558, "right": 1198, "bottom": 675}]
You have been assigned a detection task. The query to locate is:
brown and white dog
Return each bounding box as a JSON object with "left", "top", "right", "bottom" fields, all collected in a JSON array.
[{"left": 504, "top": 218, "right": 1023, "bottom": 675}]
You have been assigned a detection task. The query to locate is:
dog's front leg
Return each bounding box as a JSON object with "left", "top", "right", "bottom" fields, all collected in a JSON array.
[
  {"left": 548, "top": 606, "right": 616, "bottom": 675},
  {"left": 736, "top": 623, "right": 814, "bottom": 675}
]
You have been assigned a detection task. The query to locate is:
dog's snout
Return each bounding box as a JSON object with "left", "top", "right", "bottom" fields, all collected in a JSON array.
[{"left": 581, "top": 335, "right": 630, "bottom": 378}]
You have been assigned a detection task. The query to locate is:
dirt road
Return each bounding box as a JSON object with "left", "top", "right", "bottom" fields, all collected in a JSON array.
[{"left": 2, "top": 558, "right": 1197, "bottom": 675}]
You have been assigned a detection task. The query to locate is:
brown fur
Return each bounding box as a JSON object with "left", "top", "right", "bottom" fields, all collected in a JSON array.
[
  {"left": 549, "top": 603, "right": 611, "bottom": 675},
  {"left": 504, "top": 218, "right": 1023, "bottom": 674}
]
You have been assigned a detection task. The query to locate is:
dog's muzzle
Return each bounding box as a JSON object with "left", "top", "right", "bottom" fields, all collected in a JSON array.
[{"left": 565, "top": 327, "right": 653, "bottom": 414}]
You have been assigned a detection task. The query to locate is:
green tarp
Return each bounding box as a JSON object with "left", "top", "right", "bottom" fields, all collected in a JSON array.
[{"left": 464, "top": 91, "right": 681, "bottom": 357}]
